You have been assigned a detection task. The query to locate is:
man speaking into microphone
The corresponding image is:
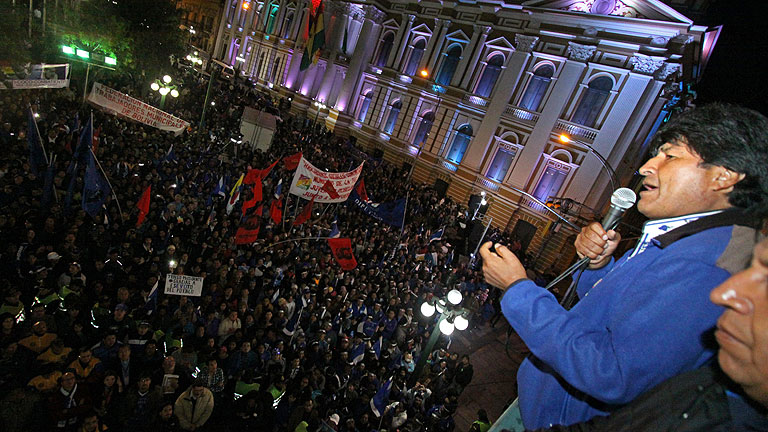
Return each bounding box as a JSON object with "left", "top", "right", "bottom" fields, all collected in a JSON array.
[{"left": 479, "top": 103, "right": 768, "bottom": 430}]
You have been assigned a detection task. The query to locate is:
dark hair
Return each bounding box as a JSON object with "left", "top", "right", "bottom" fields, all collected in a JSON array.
[{"left": 651, "top": 103, "right": 768, "bottom": 215}]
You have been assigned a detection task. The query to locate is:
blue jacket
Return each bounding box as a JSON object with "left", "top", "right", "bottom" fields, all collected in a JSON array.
[{"left": 501, "top": 209, "right": 760, "bottom": 429}]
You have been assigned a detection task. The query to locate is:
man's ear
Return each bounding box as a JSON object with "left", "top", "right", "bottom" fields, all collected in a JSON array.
[{"left": 713, "top": 167, "right": 746, "bottom": 193}]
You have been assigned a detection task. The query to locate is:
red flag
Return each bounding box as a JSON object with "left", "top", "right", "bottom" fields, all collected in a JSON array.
[
  {"left": 243, "top": 168, "right": 261, "bottom": 185},
  {"left": 283, "top": 152, "right": 303, "bottom": 170},
  {"left": 235, "top": 205, "right": 263, "bottom": 245},
  {"left": 270, "top": 197, "right": 283, "bottom": 225},
  {"left": 293, "top": 197, "right": 315, "bottom": 226},
  {"left": 355, "top": 178, "right": 369, "bottom": 202},
  {"left": 136, "top": 185, "right": 151, "bottom": 227},
  {"left": 242, "top": 184, "right": 262, "bottom": 216},
  {"left": 321, "top": 180, "right": 340, "bottom": 199},
  {"left": 328, "top": 238, "right": 357, "bottom": 270},
  {"left": 260, "top": 159, "right": 279, "bottom": 178}
]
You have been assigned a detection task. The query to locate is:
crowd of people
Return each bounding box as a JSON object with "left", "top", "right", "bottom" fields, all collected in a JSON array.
[{"left": 0, "top": 67, "right": 502, "bottom": 431}]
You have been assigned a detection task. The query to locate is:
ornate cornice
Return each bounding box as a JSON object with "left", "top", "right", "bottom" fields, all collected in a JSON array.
[
  {"left": 515, "top": 34, "right": 539, "bottom": 53},
  {"left": 655, "top": 62, "right": 681, "bottom": 81},
  {"left": 566, "top": 42, "right": 596, "bottom": 62},
  {"left": 364, "top": 5, "right": 385, "bottom": 22},
  {"left": 630, "top": 53, "right": 665, "bottom": 75}
]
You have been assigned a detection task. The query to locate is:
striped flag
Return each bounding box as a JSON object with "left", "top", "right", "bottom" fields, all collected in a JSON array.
[
  {"left": 370, "top": 377, "right": 393, "bottom": 417},
  {"left": 300, "top": 0, "right": 325, "bottom": 71},
  {"left": 226, "top": 173, "right": 244, "bottom": 215}
]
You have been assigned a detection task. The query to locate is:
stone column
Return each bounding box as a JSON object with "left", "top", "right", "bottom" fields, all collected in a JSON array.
[
  {"left": 425, "top": 19, "right": 451, "bottom": 75},
  {"left": 335, "top": 6, "right": 383, "bottom": 112},
  {"left": 417, "top": 18, "right": 442, "bottom": 73},
  {"left": 507, "top": 41, "right": 595, "bottom": 188},
  {"left": 317, "top": 4, "right": 349, "bottom": 102},
  {"left": 284, "top": 1, "right": 311, "bottom": 90},
  {"left": 459, "top": 25, "right": 491, "bottom": 90},
  {"left": 460, "top": 35, "right": 538, "bottom": 172},
  {"left": 388, "top": 14, "right": 414, "bottom": 69}
]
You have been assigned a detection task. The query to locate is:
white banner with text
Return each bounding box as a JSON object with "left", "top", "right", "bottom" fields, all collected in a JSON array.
[{"left": 88, "top": 82, "right": 189, "bottom": 135}]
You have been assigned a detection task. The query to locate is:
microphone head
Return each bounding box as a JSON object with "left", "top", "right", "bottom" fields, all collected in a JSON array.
[{"left": 610, "top": 188, "right": 637, "bottom": 210}]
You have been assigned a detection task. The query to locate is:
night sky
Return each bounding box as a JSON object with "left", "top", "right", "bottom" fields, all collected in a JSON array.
[{"left": 695, "top": 1, "right": 767, "bottom": 114}]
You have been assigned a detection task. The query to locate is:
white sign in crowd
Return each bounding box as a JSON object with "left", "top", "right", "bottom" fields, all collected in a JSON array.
[
  {"left": 288, "top": 157, "right": 364, "bottom": 203},
  {"left": 164, "top": 274, "right": 205, "bottom": 297}
]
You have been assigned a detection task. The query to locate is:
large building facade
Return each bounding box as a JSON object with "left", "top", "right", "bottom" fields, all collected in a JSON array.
[{"left": 212, "top": 0, "right": 718, "bottom": 270}]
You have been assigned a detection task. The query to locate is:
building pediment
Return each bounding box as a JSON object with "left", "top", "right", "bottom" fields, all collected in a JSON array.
[{"left": 520, "top": 0, "right": 693, "bottom": 24}]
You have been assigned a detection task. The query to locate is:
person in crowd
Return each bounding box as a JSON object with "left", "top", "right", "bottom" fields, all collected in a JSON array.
[
  {"left": 153, "top": 402, "right": 181, "bottom": 432},
  {"left": 480, "top": 103, "right": 768, "bottom": 429},
  {"left": 174, "top": 379, "right": 214, "bottom": 431},
  {"left": 119, "top": 374, "right": 163, "bottom": 432},
  {"left": 50, "top": 371, "right": 93, "bottom": 431}
]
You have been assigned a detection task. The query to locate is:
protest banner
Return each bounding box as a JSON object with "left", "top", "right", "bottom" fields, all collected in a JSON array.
[
  {"left": 0, "top": 64, "right": 70, "bottom": 89},
  {"left": 288, "top": 157, "right": 363, "bottom": 203},
  {"left": 87, "top": 82, "right": 189, "bottom": 135},
  {"left": 164, "top": 274, "right": 204, "bottom": 296}
]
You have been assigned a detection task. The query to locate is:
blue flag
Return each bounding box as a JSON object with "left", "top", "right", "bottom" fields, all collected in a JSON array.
[
  {"left": 164, "top": 144, "right": 178, "bottom": 164},
  {"left": 429, "top": 227, "right": 445, "bottom": 243},
  {"left": 329, "top": 217, "right": 340, "bottom": 238},
  {"left": 27, "top": 109, "right": 47, "bottom": 176},
  {"left": 370, "top": 377, "right": 393, "bottom": 417},
  {"left": 82, "top": 153, "right": 110, "bottom": 218},
  {"left": 372, "top": 335, "right": 382, "bottom": 360},
  {"left": 273, "top": 178, "right": 283, "bottom": 198},
  {"left": 71, "top": 114, "right": 93, "bottom": 168},
  {"left": 350, "top": 342, "right": 365, "bottom": 365},
  {"left": 283, "top": 307, "right": 303, "bottom": 337},
  {"left": 348, "top": 188, "right": 406, "bottom": 227},
  {"left": 144, "top": 281, "right": 159, "bottom": 315}
]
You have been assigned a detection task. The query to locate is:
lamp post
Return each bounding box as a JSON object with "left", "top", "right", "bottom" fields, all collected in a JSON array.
[
  {"left": 150, "top": 75, "right": 179, "bottom": 110},
  {"left": 410, "top": 288, "right": 470, "bottom": 386},
  {"left": 558, "top": 134, "right": 618, "bottom": 192},
  {"left": 313, "top": 100, "right": 327, "bottom": 127}
]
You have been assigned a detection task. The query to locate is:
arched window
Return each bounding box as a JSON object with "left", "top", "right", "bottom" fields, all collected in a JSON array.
[
  {"left": 475, "top": 54, "right": 504, "bottom": 98},
  {"left": 383, "top": 100, "right": 402, "bottom": 134},
  {"left": 486, "top": 146, "right": 517, "bottom": 182},
  {"left": 435, "top": 45, "right": 462, "bottom": 86},
  {"left": 357, "top": 91, "right": 373, "bottom": 122},
  {"left": 265, "top": 4, "right": 279, "bottom": 34},
  {"left": 412, "top": 111, "right": 435, "bottom": 147},
  {"left": 572, "top": 76, "right": 613, "bottom": 128},
  {"left": 269, "top": 58, "right": 280, "bottom": 81},
  {"left": 446, "top": 124, "right": 472, "bottom": 163},
  {"left": 404, "top": 39, "right": 426, "bottom": 76},
  {"left": 375, "top": 32, "right": 395, "bottom": 68},
  {"left": 519, "top": 64, "right": 554, "bottom": 111},
  {"left": 282, "top": 12, "right": 294, "bottom": 38}
]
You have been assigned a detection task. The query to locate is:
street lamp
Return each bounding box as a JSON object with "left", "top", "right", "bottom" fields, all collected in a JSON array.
[
  {"left": 558, "top": 134, "right": 618, "bottom": 192},
  {"left": 313, "top": 100, "right": 327, "bottom": 126},
  {"left": 410, "top": 288, "right": 470, "bottom": 386},
  {"left": 151, "top": 75, "right": 179, "bottom": 110}
]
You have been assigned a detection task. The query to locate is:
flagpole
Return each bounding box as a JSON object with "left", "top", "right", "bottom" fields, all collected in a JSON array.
[
  {"left": 390, "top": 190, "right": 410, "bottom": 259},
  {"left": 30, "top": 106, "right": 50, "bottom": 165},
  {"left": 89, "top": 146, "right": 124, "bottom": 222},
  {"left": 50, "top": 154, "right": 59, "bottom": 203}
]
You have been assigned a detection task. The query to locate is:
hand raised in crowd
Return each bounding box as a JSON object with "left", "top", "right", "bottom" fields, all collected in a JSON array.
[
  {"left": 479, "top": 242, "right": 527, "bottom": 290},
  {"left": 574, "top": 222, "right": 621, "bottom": 269}
]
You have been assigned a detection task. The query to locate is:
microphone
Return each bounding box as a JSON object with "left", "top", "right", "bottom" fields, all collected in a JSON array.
[{"left": 600, "top": 188, "right": 637, "bottom": 231}]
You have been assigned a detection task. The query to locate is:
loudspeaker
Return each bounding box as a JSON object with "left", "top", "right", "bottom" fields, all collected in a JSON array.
[
  {"left": 433, "top": 179, "right": 449, "bottom": 198},
  {"left": 467, "top": 219, "right": 487, "bottom": 253}
]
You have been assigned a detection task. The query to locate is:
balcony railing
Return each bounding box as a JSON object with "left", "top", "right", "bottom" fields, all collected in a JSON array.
[
  {"left": 462, "top": 94, "right": 489, "bottom": 107},
  {"left": 503, "top": 106, "right": 540, "bottom": 125},
  {"left": 553, "top": 119, "right": 599, "bottom": 143}
]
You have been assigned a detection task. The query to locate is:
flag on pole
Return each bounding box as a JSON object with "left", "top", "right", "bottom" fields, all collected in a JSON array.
[
  {"left": 370, "top": 377, "right": 393, "bottom": 417},
  {"left": 243, "top": 168, "right": 262, "bottom": 186},
  {"left": 144, "top": 280, "right": 159, "bottom": 315},
  {"left": 372, "top": 335, "right": 382, "bottom": 360},
  {"left": 242, "top": 184, "right": 262, "bottom": 217},
  {"left": 214, "top": 176, "right": 227, "bottom": 197},
  {"left": 293, "top": 197, "right": 315, "bottom": 226},
  {"left": 328, "top": 217, "right": 340, "bottom": 238},
  {"left": 355, "top": 178, "right": 370, "bottom": 202},
  {"left": 82, "top": 152, "right": 111, "bottom": 219},
  {"left": 283, "top": 307, "right": 303, "bottom": 336},
  {"left": 300, "top": 0, "right": 325, "bottom": 71},
  {"left": 327, "top": 238, "right": 357, "bottom": 270},
  {"left": 274, "top": 179, "right": 283, "bottom": 199},
  {"left": 164, "top": 144, "right": 178, "bottom": 164},
  {"left": 429, "top": 227, "right": 445, "bottom": 243},
  {"left": 235, "top": 205, "right": 263, "bottom": 245},
  {"left": 27, "top": 108, "right": 47, "bottom": 176},
  {"left": 226, "top": 173, "right": 245, "bottom": 215},
  {"left": 71, "top": 114, "right": 93, "bottom": 168},
  {"left": 350, "top": 342, "right": 365, "bottom": 365},
  {"left": 270, "top": 197, "right": 283, "bottom": 225},
  {"left": 283, "top": 152, "right": 303, "bottom": 170},
  {"left": 136, "top": 185, "right": 151, "bottom": 227},
  {"left": 321, "top": 180, "right": 340, "bottom": 200}
]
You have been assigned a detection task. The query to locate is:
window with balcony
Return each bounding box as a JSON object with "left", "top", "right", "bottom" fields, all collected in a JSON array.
[
  {"left": 383, "top": 100, "right": 402, "bottom": 134},
  {"left": 519, "top": 64, "right": 554, "bottom": 112},
  {"left": 572, "top": 76, "right": 612, "bottom": 128},
  {"left": 357, "top": 91, "right": 373, "bottom": 122},
  {"left": 435, "top": 45, "right": 462, "bottom": 86},
  {"left": 412, "top": 111, "right": 435, "bottom": 147},
  {"left": 282, "top": 12, "right": 294, "bottom": 38},
  {"left": 486, "top": 146, "right": 517, "bottom": 182},
  {"left": 532, "top": 165, "right": 568, "bottom": 202},
  {"left": 404, "top": 39, "right": 426, "bottom": 76},
  {"left": 475, "top": 54, "right": 504, "bottom": 98},
  {"left": 375, "top": 32, "right": 395, "bottom": 68},
  {"left": 446, "top": 124, "right": 472, "bottom": 163}
]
